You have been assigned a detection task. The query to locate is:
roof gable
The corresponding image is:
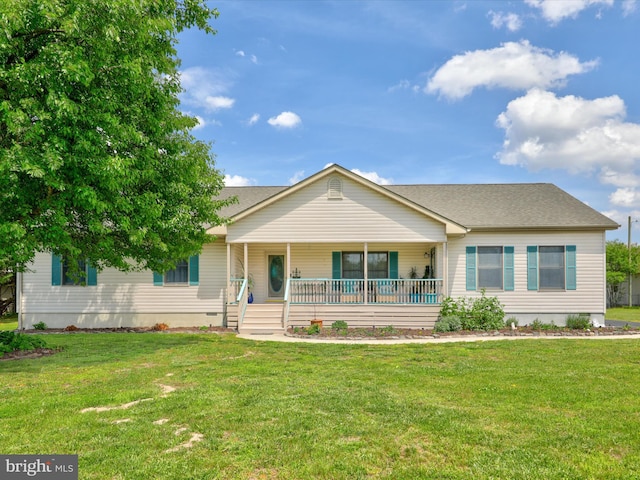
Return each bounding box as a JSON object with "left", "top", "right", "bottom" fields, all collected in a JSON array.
[{"left": 211, "top": 166, "right": 619, "bottom": 234}]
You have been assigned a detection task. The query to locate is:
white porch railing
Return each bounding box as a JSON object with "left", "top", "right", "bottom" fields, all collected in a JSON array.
[
  {"left": 286, "top": 278, "right": 443, "bottom": 305},
  {"left": 235, "top": 278, "right": 249, "bottom": 329}
]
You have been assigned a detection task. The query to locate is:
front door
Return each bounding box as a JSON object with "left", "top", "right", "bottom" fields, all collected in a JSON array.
[{"left": 267, "top": 254, "right": 285, "bottom": 299}]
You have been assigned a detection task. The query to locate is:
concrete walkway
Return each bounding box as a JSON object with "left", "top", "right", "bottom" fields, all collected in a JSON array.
[{"left": 237, "top": 332, "right": 640, "bottom": 345}]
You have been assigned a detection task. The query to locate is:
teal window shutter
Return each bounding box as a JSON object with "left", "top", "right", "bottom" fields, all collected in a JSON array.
[
  {"left": 153, "top": 272, "right": 164, "bottom": 286},
  {"left": 332, "top": 252, "right": 341, "bottom": 279},
  {"left": 504, "top": 246, "right": 514, "bottom": 291},
  {"left": 52, "top": 254, "right": 62, "bottom": 286},
  {"left": 389, "top": 252, "right": 399, "bottom": 279},
  {"left": 466, "top": 246, "right": 476, "bottom": 291},
  {"left": 527, "top": 246, "right": 538, "bottom": 291},
  {"left": 189, "top": 255, "right": 200, "bottom": 286},
  {"left": 87, "top": 262, "right": 97, "bottom": 286},
  {"left": 566, "top": 245, "right": 576, "bottom": 290}
]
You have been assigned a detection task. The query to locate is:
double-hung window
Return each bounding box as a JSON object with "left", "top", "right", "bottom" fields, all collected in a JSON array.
[
  {"left": 153, "top": 256, "right": 200, "bottom": 286},
  {"left": 340, "top": 252, "right": 389, "bottom": 279},
  {"left": 51, "top": 255, "right": 97, "bottom": 286},
  {"left": 527, "top": 245, "right": 576, "bottom": 290},
  {"left": 466, "top": 246, "right": 514, "bottom": 291}
]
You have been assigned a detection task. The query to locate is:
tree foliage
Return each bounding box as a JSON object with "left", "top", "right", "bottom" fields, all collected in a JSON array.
[
  {"left": 606, "top": 240, "right": 640, "bottom": 306},
  {"left": 0, "top": 0, "right": 233, "bottom": 274}
]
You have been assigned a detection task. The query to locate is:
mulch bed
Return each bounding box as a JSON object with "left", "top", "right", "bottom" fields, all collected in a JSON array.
[
  {"left": 286, "top": 326, "right": 640, "bottom": 340},
  {"left": 19, "top": 326, "right": 236, "bottom": 334}
]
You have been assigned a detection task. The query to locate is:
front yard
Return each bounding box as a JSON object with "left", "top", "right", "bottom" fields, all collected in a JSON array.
[{"left": 1, "top": 332, "right": 639, "bottom": 479}]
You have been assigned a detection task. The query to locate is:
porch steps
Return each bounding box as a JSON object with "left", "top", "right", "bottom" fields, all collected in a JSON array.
[{"left": 239, "top": 304, "right": 285, "bottom": 335}]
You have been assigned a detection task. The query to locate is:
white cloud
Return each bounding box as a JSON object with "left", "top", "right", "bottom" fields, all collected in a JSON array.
[
  {"left": 322, "top": 164, "right": 393, "bottom": 185},
  {"left": 488, "top": 11, "right": 522, "bottom": 31},
  {"left": 496, "top": 88, "right": 640, "bottom": 178},
  {"left": 622, "top": 0, "right": 637, "bottom": 16},
  {"left": 288, "top": 170, "right": 305, "bottom": 185},
  {"left": 250, "top": 54, "right": 258, "bottom": 64},
  {"left": 204, "top": 96, "right": 235, "bottom": 110},
  {"left": 224, "top": 174, "right": 255, "bottom": 186},
  {"left": 179, "top": 67, "right": 236, "bottom": 112},
  {"left": 235, "top": 50, "right": 245, "bottom": 57},
  {"left": 247, "top": 113, "right": 260, "bottom": 126},
  {"left": 351, "top": 169, "right": 392, "bottom": 185},
  {"left": 525, "top": 0, "right": 613, "bottom": 24},
  {"left": 192, "top": 115, "right": 206, "bottom": 130},
  {"left": 267, "top": 111, "right": 302, "bottom": 129},
  {"left": 609, "top": 187, "right": 640, "bottom": 207},
  {"left": 426, "top": 41, "right": 597, "bottom": 100}
]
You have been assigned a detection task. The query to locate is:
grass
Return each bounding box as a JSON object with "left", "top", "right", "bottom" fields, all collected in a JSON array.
[
  {"left": 0, "top": 313, "right": 18, "bottom": 331},
  {"left": 2, "top": 333, "right": 640, "bottom": 479},
  {"left": 606, "top": 307, "right": 640, "bottom": 322}
]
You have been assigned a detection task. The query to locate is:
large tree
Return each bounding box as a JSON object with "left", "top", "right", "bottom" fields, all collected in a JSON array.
[
  {"left": 606, "top": 240, "right": 640, "bottom": 307},
  {"left": 0, "top": 0, "right": 233, "bottom": 275}
]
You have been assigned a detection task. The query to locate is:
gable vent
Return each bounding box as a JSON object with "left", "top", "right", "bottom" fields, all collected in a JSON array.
[{"left": 327, "top": 177, "right": 343, "bottom": 199}]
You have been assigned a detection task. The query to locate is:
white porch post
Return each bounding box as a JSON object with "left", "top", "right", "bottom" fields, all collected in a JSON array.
[
  {"left": 442, "top": 242, "right": 448, "bottom": 298},
  {"left": 286, "top": 243, "right": 291, "bottom": 280},
  {"left": 226, "top": 243, "right": 231, "bottom": 303},
  {"left": 364, "top": 242, "right": 368, "bottom": 305},
  {"left": 243, "top": 243, "right": 248, "bottom": 283}
]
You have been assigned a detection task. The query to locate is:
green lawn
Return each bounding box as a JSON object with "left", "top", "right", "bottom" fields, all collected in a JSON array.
[
  {"left": 606, "top": 307, "right": 640, "bottom": 322},
  {"left": 0, "top": 314, "right": 18, "bottom": 331},
  {"left": 2, "top": 333, "right": 640, "bottom": 479}
]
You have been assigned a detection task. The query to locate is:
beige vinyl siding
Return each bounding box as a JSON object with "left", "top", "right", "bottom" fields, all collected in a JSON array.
[
  {"left": 448, "top": 231, "right": 607, "bottom": 316},
  {"left": 21, "top": 241, "right": 228, "bottom": 328},
  {"left": 240, "top": 243, "right": 440, "bottom": 303},
  {"left": 226, "top": 176, "right": 447, "bottom": 244}
]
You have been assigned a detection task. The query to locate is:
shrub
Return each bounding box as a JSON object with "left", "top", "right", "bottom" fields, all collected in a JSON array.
[
  {"left": 331, "top": 320, "right": 348, "bottom": 330},
  {"left": 566, "top": 314, "right": 591, "bottom": 330},
  {"left": 380, "top": 325, "right": 397, "bottom": 334},
  {"left": 438, "top": 290, "right": 505, "bottom": 331},
  {"left": 505, "top": 317, "right": 519, "bottom": 328},
  {"left": 0, "top": 331, "right": 47, "bottom": 354},
  {"left": 433, "top": 316, "right": 462, "bottom": 333},
  {"left": 33, "top": 321, "right": 47, "bottom": 330},
  {"left": 307, "top": 323, "right": 321, "bottom": 335}
]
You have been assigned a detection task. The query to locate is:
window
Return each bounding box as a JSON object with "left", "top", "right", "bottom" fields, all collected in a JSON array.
[
  {"left": 477, "top": 246, "right": 503, "bottom": 289},
  {"left": 539, "top": 246, "right": 565, "bottom": 289},
  {"left": 63, "top": 259, "right": 87, "bottom": 286},
  {"left": 165, "top": 260, "right": 189, "bottom": 284},
  {"left": 153, "top": 256, "right": 199, "bottom": 286},
  {"left": 527, "top": 245, "right": 576, "bottom": 291},
  {"left": 338, "top": 252, "right": 390, "bottom": 279},
  {"left": 51, "top": 255, "right": 97, "bottom": 286},
  {"left": 466, "top": 246, "right": 514, "bottom": 291}
]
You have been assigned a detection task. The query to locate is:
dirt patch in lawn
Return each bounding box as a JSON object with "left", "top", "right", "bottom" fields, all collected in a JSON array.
[{"left": 0, "top": 347, "right": 62, "bottom": 361}]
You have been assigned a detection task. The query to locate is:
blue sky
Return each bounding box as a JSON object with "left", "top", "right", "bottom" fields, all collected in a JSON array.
[{"left": 176, "top": 0, "right": 639, "bottom": 241}]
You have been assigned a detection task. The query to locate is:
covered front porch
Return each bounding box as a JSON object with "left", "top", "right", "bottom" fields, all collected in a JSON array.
[{"left": 224, "top": 242, "right": 447, "bottom": 332}]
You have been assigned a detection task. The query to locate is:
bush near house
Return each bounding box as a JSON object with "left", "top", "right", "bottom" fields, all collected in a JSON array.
[{"left": 437, "top": 290, "right": 505, "bottom": 331}]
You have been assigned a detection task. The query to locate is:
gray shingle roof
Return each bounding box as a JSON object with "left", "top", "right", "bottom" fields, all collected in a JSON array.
[{"left": 216, "top": 183, "right": 618, "bottom": 230}]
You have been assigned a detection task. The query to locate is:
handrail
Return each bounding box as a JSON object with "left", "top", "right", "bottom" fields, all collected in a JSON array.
[{"left": 236, "top": 278, "right": 249, "bottom": 329}]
